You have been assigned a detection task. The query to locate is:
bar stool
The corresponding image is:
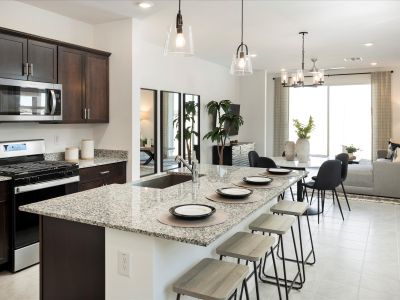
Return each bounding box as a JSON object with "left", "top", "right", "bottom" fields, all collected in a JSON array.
[
  {"left": 173, "top": 258, "right": 249, "bottom": 300},
  {"left": 270, "top": 200, "right": 316, "bottom": 283},
  {"left": 249, "top": 214, "right": 302, "bottom": 300},
  {"left": 216, "top": 232, "right": 281, "bottom": 300}
]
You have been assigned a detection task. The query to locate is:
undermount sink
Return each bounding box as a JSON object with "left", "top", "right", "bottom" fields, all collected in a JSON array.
[{"left": 133, "top": 173, "right": 203, "bottom": 189}]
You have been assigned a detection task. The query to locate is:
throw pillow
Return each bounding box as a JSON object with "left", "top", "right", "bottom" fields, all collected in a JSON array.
[
  {"left": 386, "top": 140, "right": 400, "bottom": 159},
  {"left": 394, "top": 148, "right": 400, "bottom": 163}
]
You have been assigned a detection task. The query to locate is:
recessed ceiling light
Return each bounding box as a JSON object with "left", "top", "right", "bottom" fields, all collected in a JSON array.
[
  {"left": 344, "top": 57, "right": 363, "bottom": 62},
  {"left": 280, "top": 68, "right": 286, "bottom": 72},
  {"left": 137, "top": 1, "right": 154, "bottom": 9},
  {"left": 370, "top": 62, "right": 377, "bottom": 66},
  {"left": 249, "top": 54, "right": 257, "bottom": 58},
  {"left": 363, "top": 42, "right": 374, "bottom": 47}
]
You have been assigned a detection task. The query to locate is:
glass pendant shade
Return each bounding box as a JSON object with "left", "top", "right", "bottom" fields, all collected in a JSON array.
[
  {"left": 230, "top": 51, "right": 253, "bottom": 76},
  {"left": 164, "top": 24, "right": 194, "bottom": 56},
  {"left": 296, "top": 69, "right": 304, "bottom": 84},
  {"left": 281, "top": 71, "right": 288, "bottom": 85}
]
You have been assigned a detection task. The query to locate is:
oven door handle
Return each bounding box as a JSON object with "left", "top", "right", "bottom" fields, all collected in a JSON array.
[
  {"left": 50, "top": 90, "right": 57, "bottom": 115},
  {"left": 14, "top": 176, "right": 80, "bottom": 194}
]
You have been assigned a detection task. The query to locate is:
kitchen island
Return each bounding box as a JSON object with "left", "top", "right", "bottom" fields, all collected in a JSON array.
[{"left": 20, "top": 164, "right": 305, "bottom": 300}]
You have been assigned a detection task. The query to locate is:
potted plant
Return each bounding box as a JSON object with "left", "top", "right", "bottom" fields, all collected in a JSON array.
[
  {"left": 345, "top": 144, "right": 360, "bottom": 160},
  {"left": 203, "top": 100, "right": 244, "bottom": 165},
  {"left": 293, "top": 116, "right": 315, "bottom": 163},
  {"left": 173, "top": 100, "right": 199, "bottom": 163}
]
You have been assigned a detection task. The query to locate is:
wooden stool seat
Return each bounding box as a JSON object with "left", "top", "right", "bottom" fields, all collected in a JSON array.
[
  {"left": 216, "top": 232, "right": 275, "bottom": 262},
  {"left": 173, "top": 258, "right": 248, "bottom": 300},
  {"left": 249, "top": 213, "right": 295, "bottom": 235},
  {"left": 270, "top": 200, "right": 309, "bottom": 216}
]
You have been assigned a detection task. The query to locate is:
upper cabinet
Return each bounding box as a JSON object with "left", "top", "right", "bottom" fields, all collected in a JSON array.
[
  {"left": 0, "top": 33, "right": 57, "bottom": 83},
  {"left": 0, "top": 28, "right": 111, "bottom": 124},
  {"left": 58, "top": 47, "right": 109, "bottom": 123}
]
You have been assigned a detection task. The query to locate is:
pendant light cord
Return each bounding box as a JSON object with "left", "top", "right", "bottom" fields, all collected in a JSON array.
[
  {"left": 178, "top": 0, "right": 181, "bottom": 13},
  {"left": 241, "top": 0, "right": 244, "bottom": 45},
  {"left": 301, "top": 32, "right": 305, "bottom": 71}
]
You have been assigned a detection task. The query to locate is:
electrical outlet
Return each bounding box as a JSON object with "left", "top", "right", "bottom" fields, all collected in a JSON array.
[{"left": 117, "top": 251, "right": 130, "bottom": 277}]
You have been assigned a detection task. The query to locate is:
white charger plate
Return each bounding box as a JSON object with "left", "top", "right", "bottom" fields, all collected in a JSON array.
[
  {"left": 170, "top": 204, "right": 216, "bottom": 220},
  {"left": 216, "top": 187, "right": 253, "bottom": 199},
  {"left": 268, "top": 168, "right": 292, "bottom": 175},
  {"left": 243, "top": 176, "right": 273, "bottom": 185}
]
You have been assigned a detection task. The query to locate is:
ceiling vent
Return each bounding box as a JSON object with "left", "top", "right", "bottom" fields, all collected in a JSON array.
[{"left": 344, "top": 57, "right": 363, "bottom": 62}]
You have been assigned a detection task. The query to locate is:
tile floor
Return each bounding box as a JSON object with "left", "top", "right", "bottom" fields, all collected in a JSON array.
[{"left": 0, "top": 195, "right": 399, "bottom": 300}]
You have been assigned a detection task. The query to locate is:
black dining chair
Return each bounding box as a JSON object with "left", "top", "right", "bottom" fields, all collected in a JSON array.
[
  {"left": 335, "top": 153, "right": 351, "bottom": 211},
  {"left": 303, "top": 160, "right": 344, "bottom": 223},
  {"left": 248, "top": 151, "right": 294, "bottom": 200}
]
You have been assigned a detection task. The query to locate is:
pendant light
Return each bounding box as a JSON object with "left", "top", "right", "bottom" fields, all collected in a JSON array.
[
  {"left": 164, "top": 0, "right": 194, "bottom": 56},
  {"left": 230, "top": 0, "right": 253, "bottom": 76},
  {"left": 281, "top": 32, "right": 324, "bottom": 87}
]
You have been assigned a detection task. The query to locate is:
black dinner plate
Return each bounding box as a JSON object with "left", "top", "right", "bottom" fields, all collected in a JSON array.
[
  {"left": 243, "top": 176, "right": 273, "bottom": 185},
  {"left": 267, "top": 168, "right": 292, "bottom": 175},
  {"left": 216, "top": 187, "right": 253, "bottom": 199},
  {"left": 169, "top": 204, "right": 216, "bottom": 220}
]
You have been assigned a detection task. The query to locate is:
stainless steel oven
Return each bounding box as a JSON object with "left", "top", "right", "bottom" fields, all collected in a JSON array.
[
  {"left": 13, "top": 177, "right": 79, "bottom": 271},
  {"left": 0, "top": 78, "right": 62, "bottom": 122}
]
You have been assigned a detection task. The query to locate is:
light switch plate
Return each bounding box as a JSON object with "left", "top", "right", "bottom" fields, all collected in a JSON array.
[{"left": 117, "top": 251, "right": 130, "bottom": 277}]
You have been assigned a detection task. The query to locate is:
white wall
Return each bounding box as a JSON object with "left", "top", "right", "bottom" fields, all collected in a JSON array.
[
  {"left": 237, "top": 70, "right": 268, "bottom": 156},
  {"left": 93, "top": 19, "right": 135, "bottom": 181},
  {"left": 391, "top": 67, "right": 400, "bottom": 141},
  {"left": 0, "top": 1, "right": 96, "bottom": 152},
  {"left": 139, "top": 40, "right": 238, "bottom": 169}
]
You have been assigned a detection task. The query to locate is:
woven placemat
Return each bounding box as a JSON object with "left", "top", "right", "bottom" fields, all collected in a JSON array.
[
  {"left": 205, "top": 192, "right": 262, "bottom": 204},
  {"left": 157, "top": 210, "right": 228, "bottom": 228},
  {"left": 233, "top": 180, "right": 284, "bottom": 189}
]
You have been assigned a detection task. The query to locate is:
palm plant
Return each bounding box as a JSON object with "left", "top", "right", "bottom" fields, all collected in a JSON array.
[
  {"left": 203, "top": 100, "right": 244, "bottom": 165},
  {"left": 173, "top": 100, "right": 199, "bottom": 163}
]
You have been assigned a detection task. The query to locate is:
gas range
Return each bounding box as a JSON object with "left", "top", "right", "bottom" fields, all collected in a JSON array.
[
  {"left": 0, "top": 160, "right": 79, "bottom": 186},
  {"left": 0, "top": 139, "right": 80, "bottom": 272}
]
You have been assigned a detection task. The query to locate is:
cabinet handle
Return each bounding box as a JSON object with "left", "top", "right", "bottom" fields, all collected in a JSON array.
[
  {"left": 87, "top": 108, "right": 91, "bottom": 120},
  {"left": 23, "top": 63, "right": 29, "bottom": 76},
  {"left": 83, "top": 108, "right": 87, "bottom": 120},
  {"left": 28, "top": 63, "right": 33, "bottom": 76},
  {"left": 100, "top": 171, "right": 110, "bottom": 175}
]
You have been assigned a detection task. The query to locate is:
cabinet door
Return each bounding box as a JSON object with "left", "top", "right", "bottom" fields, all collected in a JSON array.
[
  {"left": 79, "top": 178, "right": 105, "bottom": 192},
  {"left": 0, "top": 33, "right": 27, "bottom": 80},
  {"left": 58, "top": 46, "right": 85, "bottom": 123},
  {"left": 85, "top": 53, "right": 109, "bottom": 123},
  {"left": 0, "top": 181, "right": 10, "bottom": 265},
  {"left": 28, "top": 39, "right": 57, "bottom": 83}
]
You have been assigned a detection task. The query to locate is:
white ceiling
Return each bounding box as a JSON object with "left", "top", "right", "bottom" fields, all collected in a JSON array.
[{"left": 18, "top": 0, "right": 400, "bottom": 72}]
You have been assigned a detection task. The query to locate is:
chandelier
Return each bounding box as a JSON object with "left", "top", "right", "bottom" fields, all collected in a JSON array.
[{"left": 281, "top": 32, "right": 324, "bottom": 87}]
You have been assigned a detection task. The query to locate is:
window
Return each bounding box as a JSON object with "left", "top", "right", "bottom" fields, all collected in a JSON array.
[{"left": 289, "top": 81, "right": 372, "bottom": 159}]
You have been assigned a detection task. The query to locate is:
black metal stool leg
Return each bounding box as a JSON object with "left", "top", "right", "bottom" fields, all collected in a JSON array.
[
  {"left": 309, "top": 188, "right": 315, "bottom": 205},
  {"left": 317, "top": 190, "right": 320, "bottom": 224},
  {"left": 270, "top": 247, "right": 282, "bottom": 300},
  {"left": 290, "top": 226, "right": 303, "bottom": 288},
  {"left": 297, "top": 216, "right": 306, "bottom": 283},
  {"left": 341, "top": 182, "right": 351, "bottom": 211},
  {"left": 176, "top": 294, "right": 181, "bottom": 300},
  {"left": 290, "top": 187, "right": 295, "bottom": 201},
  {"left": 280, "top": 235, "right": 289, "bottom": 300},
  {"left": 306, "top": 212, "right": 316, "bottom": 265},
  {"left": 253, "top": 261, "right": 260, "bottom": 300}
]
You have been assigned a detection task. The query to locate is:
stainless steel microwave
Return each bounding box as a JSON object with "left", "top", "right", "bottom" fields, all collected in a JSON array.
[{"left": 0, "top": 78, "right": 62, "bottom": 122}]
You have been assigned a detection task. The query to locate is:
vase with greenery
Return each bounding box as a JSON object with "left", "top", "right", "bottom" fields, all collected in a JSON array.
[
  {"left": 293, "top": 116, "right": 315, "bottom": 162},
  {"left": 173, "top": 100, "right": 199, "bottom": 163},
  {"left": 345, "top": 144, "right": 359, "bottom": 159},
  {"left": 203, "top": 100, "right": 244, "bottom": 165}
]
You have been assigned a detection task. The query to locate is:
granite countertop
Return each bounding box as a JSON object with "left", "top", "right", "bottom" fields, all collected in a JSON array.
[
  {"left": 0, "top": 176, "right": 11, "bottom": 182},
  {"left": 45, "top": 149, "right": 128, "bottom": 169},
  {"left": 20, "top": 164, "right": 306, "bottom": 247}
]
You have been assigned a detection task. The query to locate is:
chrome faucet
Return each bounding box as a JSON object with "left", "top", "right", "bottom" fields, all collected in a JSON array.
[{"left": 175, "top": 155, "right": 199, "bottom": 183}]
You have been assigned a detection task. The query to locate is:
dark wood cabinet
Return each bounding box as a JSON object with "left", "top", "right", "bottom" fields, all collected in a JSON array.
[
  {"left": 0, "top": 33, "right": 27, "bottom": 80},
  {"left": 58, "top": 47, "right": 109, "bottom": 124},
  {"left": 85, "top": 53, "right": 109, "bottom": 123},
  {"left": 28, "top": 39, "right": 57, "bottom": 83},
  {"left": 79, "top": 162, "right": 126, "bottom": 192},
  {"left": 0, "top": 34, "right": 57, "bottom": 82},
  {"left": 58, "top": 47, "right": 85, "bottom": 123},
  {"left": 0, "top": 180, "right": 11, "bottom": 266},
  {"left": 212, "top": 142, "right": 255, "bottom": 166}
]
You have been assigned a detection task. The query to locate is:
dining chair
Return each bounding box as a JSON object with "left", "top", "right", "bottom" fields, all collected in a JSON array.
[
  {"left": 335, "top": 153, "right": 351, "bottom": 211},
  {"left": 303, "top": 160, "right": 344, "bottom": 223}
]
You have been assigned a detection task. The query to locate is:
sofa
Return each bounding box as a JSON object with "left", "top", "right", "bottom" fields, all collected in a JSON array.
[{"left": 343, "top": 152, "right": 400, "bottom": 198}]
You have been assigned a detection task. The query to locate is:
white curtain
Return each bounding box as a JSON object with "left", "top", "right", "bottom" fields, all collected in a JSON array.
[
  {"left": 273, "top": 77, "right": 289, "bottom": 156},
  {"left": 371, "top": 71, "right": 392, "bottom": 160}
]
